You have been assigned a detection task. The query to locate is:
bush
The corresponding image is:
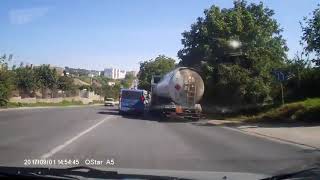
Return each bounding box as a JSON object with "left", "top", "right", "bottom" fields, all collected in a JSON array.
[
  {"left": 61, "top": 100, "right": 83, "bottom": 105},
  {"left": 249, "top": 98, "right": 320, "bottom": 122},
  {"left": 6, "top": 100, "right": 84, "bottom": 108},
  {"left": 92, "top": 100, "right": 104, "bottom": 104},
  {"left": 286, "top": 68, "right": 320, "bottom": 101},
  {"left": 202, "top": 64, "right": 272, "bottom": 106},
  {"left": 0, "top": 98, "right": 8, "bottom": 107}
]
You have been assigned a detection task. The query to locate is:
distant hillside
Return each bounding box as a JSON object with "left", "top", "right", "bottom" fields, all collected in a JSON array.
[
  {"left": 65, "top": 67, "right": 100, "bottom": 76},
  {"left": 73, "top": 78, "right": 90, "bottom": 86}
]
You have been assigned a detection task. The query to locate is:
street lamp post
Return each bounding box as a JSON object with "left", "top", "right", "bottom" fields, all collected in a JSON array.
[
  {"left": 210, "top": 38, "right": 245, "bottom": 63},
  {"left": 225, "top": 39, "right": 245, "bottom": 65},
  {"left": 228, "top": 40, "right": 242, "bottom": 49}
]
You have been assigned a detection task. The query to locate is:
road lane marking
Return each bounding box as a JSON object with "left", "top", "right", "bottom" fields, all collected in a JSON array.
[
  {"left": 222, "top": 126, "right": 318, "bottom": 150},
  {"left": 41, "top": 116, "right": 113, "bottom": 159}
]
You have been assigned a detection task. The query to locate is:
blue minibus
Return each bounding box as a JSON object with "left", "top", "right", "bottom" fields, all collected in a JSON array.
[{"left": 119, "top": 89, "right": 148, "bottom": 114}]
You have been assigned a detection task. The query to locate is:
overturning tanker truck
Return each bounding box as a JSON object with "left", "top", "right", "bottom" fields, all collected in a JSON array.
[{"left": 149, "top": 67, "right": 205, "bottom": 120}]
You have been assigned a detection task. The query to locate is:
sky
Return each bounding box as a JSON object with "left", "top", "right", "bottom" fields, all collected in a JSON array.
[{"left": 1, "top": 0, "right": 319, "bottom": 71}]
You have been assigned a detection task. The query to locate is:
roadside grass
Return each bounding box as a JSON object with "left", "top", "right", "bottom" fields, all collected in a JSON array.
[
  {"left": 246, "top": 98, "right": 320, "bottom": 123},
  {"left": 6, "top": 100, "right": 84, "bottom": 108},
  {"left": 204, "top": 104, "right": 279, "bottom": 121},
  {"left": 205, "top": 98, "right": 320, "bottom": 123},
  {"left": 92, "top": 100, "right": 104, "bottom": 104},
  {"left": 205, "top": 113, "right": 248, "bottom": 121}
]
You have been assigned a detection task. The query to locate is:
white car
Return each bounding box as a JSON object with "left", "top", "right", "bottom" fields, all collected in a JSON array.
[{"left": 104, "top": 98, "right": 115, "bottom": 106}]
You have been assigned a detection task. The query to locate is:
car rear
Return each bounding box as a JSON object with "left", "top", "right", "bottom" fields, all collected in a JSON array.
[
  {"left": 104, "top": 98, "right": 115, "bottom": 106},
  {"left": 119, "top": 90, "right": 146, "bottom": 114}
]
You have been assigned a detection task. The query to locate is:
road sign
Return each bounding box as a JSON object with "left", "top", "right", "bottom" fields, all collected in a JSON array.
[
  {"left": 271, "top": 70, "right": 292, "bottom": 82},
  {"left": 271, "top": 69, "right": 288, "bottom": 105},
  {"left": 277, "top": 71, "right": 285, "bottom": 81}
]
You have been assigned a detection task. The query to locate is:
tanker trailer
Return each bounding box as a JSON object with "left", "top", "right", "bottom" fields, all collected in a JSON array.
[{"left": 149, "top": 67, "right": 204, "bottom": 120}]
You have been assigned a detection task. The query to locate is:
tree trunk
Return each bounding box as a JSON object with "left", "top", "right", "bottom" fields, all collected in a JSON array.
[{"left": 41, "top": 88, "right": 47, "bottom": 98}]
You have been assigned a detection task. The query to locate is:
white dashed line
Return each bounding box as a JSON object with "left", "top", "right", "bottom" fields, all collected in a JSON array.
[{"left": 41, "top": 116, "right": 112, "bottom": 159}]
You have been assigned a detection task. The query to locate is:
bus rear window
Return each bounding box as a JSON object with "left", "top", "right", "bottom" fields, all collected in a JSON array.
[{"left": 121, "top": 91, "right": 142, "bottom": 100}]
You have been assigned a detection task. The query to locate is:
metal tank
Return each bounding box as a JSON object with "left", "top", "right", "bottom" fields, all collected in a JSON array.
[{"left": 153, "top": 67, "right": 205, "bottom": 106}]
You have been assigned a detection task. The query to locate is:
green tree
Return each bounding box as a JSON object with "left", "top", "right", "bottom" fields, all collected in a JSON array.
[
  {"left": 102, "top": 83, "right": 120, "bottom": 100},
  {"left": 178, "top": 1, "right": 288, "bottom": 105},
  {"left": 57, "top": 75, "right": 77, "bottom": 96},
  {"left": 79, "top": 85, "right": 92, "bottom": 91},
  {"left": 138, "top": 55, "right": 176, "bottom": 91},
  {"left": 94, "top": 74, "right": 126, "bottom": 99},
  {"left": 285, "top": 52, "right": 320, "bottom": 100},
  {"left": 291, "top": 5, "right": 320, "bottom": 99},
  {"left": 34, "top": 65, "right": 58, "bottom": 98},
  {"left": 121, "top": 73, "right": 135, "bottom": 89},
  {"left": 0, "top": 71, "right": 11, "bottom": 106},
  {"left": 14, "top": 66, "right": 37, "bottom": 97},
  {"left": 0, "top": 54, "right": 14, "bottom": 106},
  {"left": 57, "top": 76, "right": 73, "bottom": 91},
  {"left": 93, "top": 76, "right": 112, "bottom": 86},
  {"left": 301, "top": 5, "right": 320, "bottom": 58}
]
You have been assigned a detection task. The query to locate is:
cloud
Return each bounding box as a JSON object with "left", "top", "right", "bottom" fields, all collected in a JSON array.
[{"left": 9, "top": 7, "right": 49, "bottom": 25}]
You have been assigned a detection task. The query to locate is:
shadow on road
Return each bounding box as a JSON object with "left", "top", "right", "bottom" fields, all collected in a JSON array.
[
  {"left": 97, "top": 109, "right": 156, "bottom": 121},
  {"left": 98, "top": 107, "right": 119, "bottom": 111},
  {"left": 97, "top": 109, "right": 199, "bottom": 123},
  {"left": 99, "top": 108, "right": 320, "bottom": 128},
  {"left": 122, "top": 114, "right": 156, "bottom": 121},
  {"left": 299, "top": 149, "right": 320, "bottom": 153},
  {"left": 97, "top": 111, "right": 119, "bottom": 116},
  {"left": 157, "top": 118, "right": 198, "bottom": 123},
  {"left": 191, "top": 121, "right": 217, "bottom": 126}
]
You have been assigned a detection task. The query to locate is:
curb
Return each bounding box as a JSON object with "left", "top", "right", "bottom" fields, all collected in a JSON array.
[{"left": 223, "top": 126, "right": 320, "bottom": 150}]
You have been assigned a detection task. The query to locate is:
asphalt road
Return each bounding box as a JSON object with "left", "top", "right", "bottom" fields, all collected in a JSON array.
[{"left": 0, "top": 106, "right": 319, "bottom": 175}]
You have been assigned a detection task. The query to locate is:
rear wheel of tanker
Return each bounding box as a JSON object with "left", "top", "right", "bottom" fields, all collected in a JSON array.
[
  {"left": 192, "top": 117, "right": 200, "bottom": 121},
  {"left": 148, "top": 109, "right": 159, "bottom": 121},
  {"left": 142, "top": 107, "right": 149, "bottom": 120},
  {"left": 158, "top": 111, "right": 169, "bottom": 122},
  {"left": 189, "top": 113, "right": 201, "bottom": 121}
]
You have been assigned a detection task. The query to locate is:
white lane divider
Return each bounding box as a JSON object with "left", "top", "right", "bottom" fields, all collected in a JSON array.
[{"left": 41, "top": 116, "right": 113, "bottom": 159}]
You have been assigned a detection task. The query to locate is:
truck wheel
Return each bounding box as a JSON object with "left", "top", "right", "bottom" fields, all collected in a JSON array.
[
  {"left": 141, "top": 111, "right": 148, "bottom": 120},
  {"left": 191, "top": 116, "right": 200, "bottom": 121}
]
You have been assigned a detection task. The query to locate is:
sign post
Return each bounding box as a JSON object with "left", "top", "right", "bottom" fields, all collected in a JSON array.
[
  {"left": 280, "top": 82, "right": 284, "bottom": 105},
  {"left": 272, "top": 70, "right": 288, "bottom": 105}
]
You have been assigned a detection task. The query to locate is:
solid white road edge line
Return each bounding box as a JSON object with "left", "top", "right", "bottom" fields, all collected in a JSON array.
[
  {"left": 41, "top": 116, "right": 113, "bottom": 159},
  {"left": 221, "top": 126, "right": 318, "bottom": 150}
]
